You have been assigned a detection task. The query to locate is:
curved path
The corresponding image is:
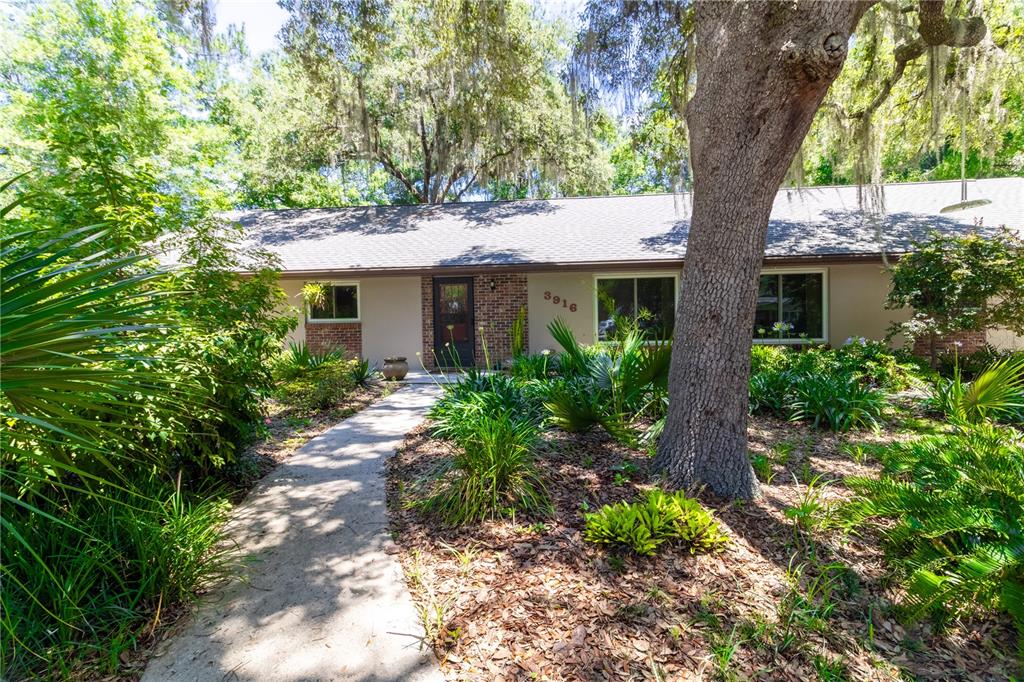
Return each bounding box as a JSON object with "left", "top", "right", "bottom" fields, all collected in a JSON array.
[{"left": 144, "top": 385, "right": 443, "bottom": 682}]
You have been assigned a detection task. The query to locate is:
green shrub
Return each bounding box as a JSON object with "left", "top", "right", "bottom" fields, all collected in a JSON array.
[
  {"left": 842, "top": 424, "right": 1024, "bottom": 632},
  {"left": 833, "top": 338, "right": 922, "bottom": 390},
  {"left": 349, "top": 357, "right": 377, "bottom": 386},
  {"left": 788, "top": 372, "right": 887, "bottom": 431},
  {"left": 751, "top": 344, "right": 790, "bottom": 374},
  {"left": 420, "top": 411, "right": 548, "bottom": 525},
  {"left": 748, "top": 368, "right": 792, "bottom": 414},
  {"left": 1, "top": 471, "right": 235, "bottom": 677},
  {"left": 936, "top": 345, "right": 1024, "bottom": 379},
  {"left": 430, "top": 371, "right": 546, "bottom": 436},
  {"left": 584, "top": 489, "right": 728, "bottom": 556},
  {"left": 276, "top": 358, "right": 357, "bottom": 412},
  {"left": 507, "top": 352, "right": 556, "bottom": 381},
  {"left": 928, "top": 356, "right": 1024, "bottom": 425},
  {"left": 544, "top": 377, "right": 607, "bottom": 432}
]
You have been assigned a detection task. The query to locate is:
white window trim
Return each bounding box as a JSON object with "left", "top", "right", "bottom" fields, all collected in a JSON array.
[
  {"left": 305, "top": 281, "right": 361, "bottom": 323},
  {"left": 753, "top": 267, "right": 829, "bottom": 345},
  {"left": 593, "top": 272, "right": 680, "bottom": 342}
]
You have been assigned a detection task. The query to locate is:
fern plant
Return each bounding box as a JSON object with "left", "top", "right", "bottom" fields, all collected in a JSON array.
[{"left": 841, "top": 424, "right": 1024, "bottom": 635}]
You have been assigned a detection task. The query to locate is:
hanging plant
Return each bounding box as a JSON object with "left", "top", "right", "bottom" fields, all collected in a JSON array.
[{"left": 301, "top": 282, "right": 328, "bottom": 309}]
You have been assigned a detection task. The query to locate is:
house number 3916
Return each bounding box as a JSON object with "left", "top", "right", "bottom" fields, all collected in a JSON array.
[{"left": 543, "top": 290, "right": 577, "bottom": 312}]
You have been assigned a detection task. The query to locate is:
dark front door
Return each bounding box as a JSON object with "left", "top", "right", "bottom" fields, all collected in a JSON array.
[{"left": 433, "top": 277, "right": 475, "bottom": 367}]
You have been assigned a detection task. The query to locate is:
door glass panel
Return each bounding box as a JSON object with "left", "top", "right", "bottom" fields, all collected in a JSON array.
[{"left": 439, "top": 284, "right": 469, "bottom": 343}]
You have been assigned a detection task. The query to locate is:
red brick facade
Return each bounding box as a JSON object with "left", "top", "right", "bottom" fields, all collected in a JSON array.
[
  {"left": 420, "top": 273, "right": 528, "bottom": 369},
  {"left": 306, "top": 321, "right": 362, "bottom": 358},
  {"left": 475, "top": 273, "right": 529, "bottom": 367},
  {"left": 913, "top": 330, "right": 987, "bottom": 359}
]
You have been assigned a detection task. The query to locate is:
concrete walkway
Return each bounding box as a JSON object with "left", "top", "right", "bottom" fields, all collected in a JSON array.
[{"left": 144, "top": 386, "right": 443, "bottom": 682}]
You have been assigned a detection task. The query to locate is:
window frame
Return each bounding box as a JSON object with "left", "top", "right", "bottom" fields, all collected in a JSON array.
[
  {"left": 593, "top": 272, "right": 680, "bottom": 342},
  {"left": 305, "top": 281, "right": 361, "bottom": 323},
  {"left": 753, "top": 267, "right": 829, "bottom": 345}
]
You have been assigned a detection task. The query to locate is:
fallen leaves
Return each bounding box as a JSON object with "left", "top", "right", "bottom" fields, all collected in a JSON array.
[{"left": 386, "top": 418, "right": 1021, "bottom": 681}]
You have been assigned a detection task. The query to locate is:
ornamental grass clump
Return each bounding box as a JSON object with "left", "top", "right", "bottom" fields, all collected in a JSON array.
[
  {"left": 841, "top": 424, "right": 1024, "bottom": 635},
  {"left": 584, "top": 489, "right": 728, "bottom": 556},
  {"left": 420, "top": 411, "right": 549, "bottom": 526}
]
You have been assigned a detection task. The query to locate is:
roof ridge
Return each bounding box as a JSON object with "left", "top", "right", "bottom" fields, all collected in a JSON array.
[{"left": 229, "top": 176, "right": 1021, "bottom": 214}]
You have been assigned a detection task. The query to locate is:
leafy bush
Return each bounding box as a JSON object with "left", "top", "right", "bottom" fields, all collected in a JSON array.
[
  {"left": 748, "top": 344, "right": 895, "bottom": 430},
  {"left": 547, "top": 318, "right": 670, "bottom": 443},
  {"left": 430, "top": 370, "right": 546, "bottom": 436},
  {"left": 420, "top": 411, "right": 548, "bottom": 525},
  {"left": 507, "top": 352, "right": 556, "bottom": 381},
  {"left": 2, "top": 472, "right": 236, "bottom": 676},
  {"left": 276, "top": 358, "right": 357, "bottom": 412},
  {"left": 751, "top": 344, "right": 790, "bottom": 375},
  {"left": 832, "top": 338, "right": 922, "bottom": 390},
  {"left": 543, "top": 377, "right": 607, "bottom": 433},
  {"left": 788, "top": 372, "right": 888, "bottom": 432},
  {"left": 936, "top": 345, "right": 1023, "bottom": 379},
  {"left": 584, "top": 489, "right": 728, "bottom": 556},
  {"left": 748, "top": 367, "right": 792, "bottom": 414},
  {"left": 928, "top": 356, "right": 1024, "bottom": 425},
  {"left": 842, "top": 425, "right": 1024, "bottom": 632}
]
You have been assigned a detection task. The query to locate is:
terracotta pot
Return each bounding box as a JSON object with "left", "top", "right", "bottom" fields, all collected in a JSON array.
[{"left": 382, "top": 356, "right": 409, "bottom": 381}]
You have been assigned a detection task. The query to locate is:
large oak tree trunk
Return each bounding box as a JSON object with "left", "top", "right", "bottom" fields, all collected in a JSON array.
[{"left": 654, "top": 1, "right": 870, "bottom": 498}]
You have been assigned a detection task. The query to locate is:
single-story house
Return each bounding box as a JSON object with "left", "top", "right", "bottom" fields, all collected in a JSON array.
[{"left": 230, "top": 177, "right": 1024, "bottom": 369}]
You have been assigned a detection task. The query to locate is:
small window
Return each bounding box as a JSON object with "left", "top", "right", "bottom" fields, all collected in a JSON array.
[
  {"left": 754, "top": 272, "right": 824, "bottom": 342},
  {"left": 597, "top": 276, "right": 677, "bottom": 341},
  {"left": 308, "top": 283, "right": 359, "bottom": 321}
]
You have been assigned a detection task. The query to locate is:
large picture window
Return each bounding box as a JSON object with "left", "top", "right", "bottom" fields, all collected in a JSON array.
[
  {"left": 308, "top": 283, "right": 359, "bottom": 321},
  {"left": 596, "top": 275, "right": 677, "bottom": 341},
  {"left": 754, "top": 272, "right": 825, "bottom": 342}
]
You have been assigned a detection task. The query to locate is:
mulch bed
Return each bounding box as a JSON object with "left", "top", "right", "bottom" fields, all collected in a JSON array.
[{"left": 387, "top": 416, "right": 1021, "bottom": 681}]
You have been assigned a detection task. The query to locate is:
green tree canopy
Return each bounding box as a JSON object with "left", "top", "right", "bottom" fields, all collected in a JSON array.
[
  {"left": 887, "top": 228, "right": 1024, "bottom": 350},
  {"left": 275, "top": 0, "right": 611, "bottom": 204},
  {"left": 0, "top": 0, "right": 234, "bottom": 247}
]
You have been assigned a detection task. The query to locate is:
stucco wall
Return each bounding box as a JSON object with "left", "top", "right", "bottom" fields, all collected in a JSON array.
[
  {"left": 527, "top": 272, "right": 605, "bottom": 351},
  {"left": 280, "top": 279, "right": 305, "bottom": 346},
  {"left": 360, "top": 276, "right": 422, "bottom": 366},
  {"left": 280, "top": 276, "right": 422, "bottom": 366},
  {"left": 827, "top": 263, "right": 910, "bottom": 347},
  {"left": 987, "top": 328, "right": 1024, "bottom": 351}
]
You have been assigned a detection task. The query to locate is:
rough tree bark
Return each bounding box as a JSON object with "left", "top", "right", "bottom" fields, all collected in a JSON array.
[
  {"left": 654, "top": 0, "right": 986, "bottom": 499},
  {"left": 653, "top": 1, "right": 871, "bottom": 499}
]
